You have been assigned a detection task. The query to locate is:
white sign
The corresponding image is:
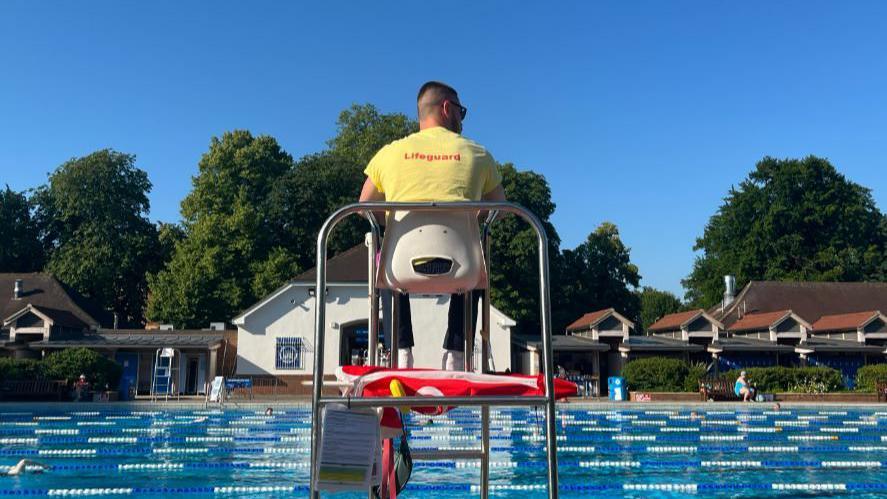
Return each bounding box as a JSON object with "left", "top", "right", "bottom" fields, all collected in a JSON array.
[
  {"left": 315, "top": 404, "right": 380, "bottom": 492},
  {"left": 209, "top": 376, "right": 224, "bottom": 402}
]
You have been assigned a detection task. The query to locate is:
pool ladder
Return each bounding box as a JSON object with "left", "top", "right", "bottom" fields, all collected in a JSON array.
[{"left": 309, "top": 202, "right": 560, "bottom": 499}]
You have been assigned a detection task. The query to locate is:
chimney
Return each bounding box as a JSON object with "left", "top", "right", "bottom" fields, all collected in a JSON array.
[
  {"left": 209, "top": 322, "right": 225, "bottom": 331},
  {"left": 722, "top": 275, "right": 736, "bottom": 310},
  {"left": 13, "top": 279, "right": 23, "bottom": 300}
]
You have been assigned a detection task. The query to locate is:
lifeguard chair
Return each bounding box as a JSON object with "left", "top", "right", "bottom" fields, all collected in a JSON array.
[
  {"left": 309, "top": 201, "right": 562, "bottom": 499},
  {"left": 151, "top": 347, "right": 180, "bottom": 402}
]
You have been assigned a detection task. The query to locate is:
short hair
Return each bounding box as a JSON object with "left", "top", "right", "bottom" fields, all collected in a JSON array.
[{"left": 417, "top": 81, "right": 458, "bottom": 120}]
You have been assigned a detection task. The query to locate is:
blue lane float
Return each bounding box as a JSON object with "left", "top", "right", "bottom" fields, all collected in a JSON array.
[{"left": 5, "top": 482, "right": 887, "bottom": 496}]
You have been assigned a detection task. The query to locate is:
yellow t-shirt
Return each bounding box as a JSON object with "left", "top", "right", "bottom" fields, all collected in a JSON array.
[{"left": 363, "top": 127, "right": 502, "bottom": 202}]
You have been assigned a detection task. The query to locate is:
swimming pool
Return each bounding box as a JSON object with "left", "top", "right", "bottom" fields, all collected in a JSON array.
[{"left": 3, "top": 403, "right": 887, "bottom": 497}]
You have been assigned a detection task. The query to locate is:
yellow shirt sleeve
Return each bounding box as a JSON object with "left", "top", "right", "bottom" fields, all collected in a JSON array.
[
  {"left": 363, "top": 146, "right": 387, "bottom": 193},
  {"left": 482, "top": 152, "right": 502, "bottom": 194}
]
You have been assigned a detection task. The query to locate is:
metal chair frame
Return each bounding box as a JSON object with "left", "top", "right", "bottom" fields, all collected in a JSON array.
[
  {"left": 151, "top": 347, "right": 181, "bottom": 402},
  {"left": 309, "top": 201, "right": 559, "bottom": 499}
]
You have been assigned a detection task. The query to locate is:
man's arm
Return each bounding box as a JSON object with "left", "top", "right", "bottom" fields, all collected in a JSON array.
[
  {"left": 359, "top": 177, "right": 384, "bottom": 202},
  {"left": 359, "top": 177, "right": 386, "bottom": 224},
  {"left": 482, "top": 184, "right": 506, "bottom": 202},
  {"left": 480, "top": 184, "right": 506, "bottom": 221}
]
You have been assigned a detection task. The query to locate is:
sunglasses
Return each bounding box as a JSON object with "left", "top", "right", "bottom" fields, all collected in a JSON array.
[{"left": 444, "top": 99, "right": 467, "bottom": 120}]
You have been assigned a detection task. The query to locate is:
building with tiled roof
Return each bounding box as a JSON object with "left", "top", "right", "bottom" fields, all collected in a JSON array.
[
  {"left": 648, "top": 309, "right": 725, "bottom": 341},
  {"left": 565, "top": 308, "right": 634, "bottom": 340},
  {"left": 615, "top": 280, "right": 887, "bottom": 388},
  {"left": 813, "top": 310, "right": 886, "bottom": 333},
  {"left": 233, "top": 243, "right": 516, "bottom": 392},
  {"left": 712, "top": 281, "right": 887, "bottom": 325},
  {"left": 812, "top": 311, "right": 887, "bottom": 343},
  {"left": 1, "top": 273, "right": 232, "bottom": 398},
  {"left": 1, "top": 274, "right": 112, "bottom": 358},
  {"left": 727, "top": 310, "right": 812, "bottom": 342},
  {"left": 0, "top": 273, "right": 112, "bottom": 333},
  {"left": 703, "top": 280, "right": 887, "bottom": 386}
]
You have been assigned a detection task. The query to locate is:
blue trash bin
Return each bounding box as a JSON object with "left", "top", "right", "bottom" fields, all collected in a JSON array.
[{"left": 608, "top": 376, "right": 626, "bottom": 401}]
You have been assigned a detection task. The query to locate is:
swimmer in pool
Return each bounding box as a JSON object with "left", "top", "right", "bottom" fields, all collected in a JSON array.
[{"left": 2, "top": 459, "right": 47, "bottom": 476}]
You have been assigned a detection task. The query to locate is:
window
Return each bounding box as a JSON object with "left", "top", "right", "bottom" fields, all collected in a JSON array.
[{"left": 276, "top": 337, "right": 304, "bottom": 370}]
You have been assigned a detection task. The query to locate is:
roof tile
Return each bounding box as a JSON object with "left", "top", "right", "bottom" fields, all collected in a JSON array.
[
  {"left": 728, "top": 310, "right": 793, "bottom": 331},
  {"left": 648, "top": 309, "right": 703, "bottom": 331},
  {"left": 813, "top": 311, "right": 881, "bottom": 332},
  {"left": 0, "top": 273, "right": 111, "bottom": 328},
  {"left": 295, "top": 244, "right": 368, "bottom": 283},
  {"left": 565, "top": 308, "right": 613, "bottom": 332},
  {"left": 714, "top": 281, "right": 887, "bottom": 324}
]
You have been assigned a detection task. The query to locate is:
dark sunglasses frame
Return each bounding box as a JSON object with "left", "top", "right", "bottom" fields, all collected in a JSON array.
[{"left": 444, "top": 99, "right": 467, "bottom": 120}]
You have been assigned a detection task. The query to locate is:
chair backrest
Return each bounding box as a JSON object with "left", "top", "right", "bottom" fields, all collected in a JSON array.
[{"left": 377, "top": 210, "right": 487, "bottom": 294}]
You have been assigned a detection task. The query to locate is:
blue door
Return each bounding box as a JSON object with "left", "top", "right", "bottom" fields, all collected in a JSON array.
[{"left": 115, "top": 352, "right": 139, "bottom": 401}]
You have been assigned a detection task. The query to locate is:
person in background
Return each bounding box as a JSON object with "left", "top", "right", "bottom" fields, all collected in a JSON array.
[
  {"left": 2, "top": 459, "right": 47, "bottom": 476},
  {"left": 734, "top": 371, "right": 755, "bottom": 402},
  {"left": 74, "top": 374, "right": 89, "bottom": 402}
]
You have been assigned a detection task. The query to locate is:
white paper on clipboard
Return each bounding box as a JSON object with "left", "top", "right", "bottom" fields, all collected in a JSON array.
[{"left": 315, "top": 404, "right": 380, "bottom": 492}]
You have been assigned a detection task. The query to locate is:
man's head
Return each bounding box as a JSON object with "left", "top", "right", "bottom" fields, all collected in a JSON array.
[
  {"left": 740, "top": 371, "right": 747, "bottom": 378},
  {"left": 417, "top": 81, "right": 466, "bottom": 133}
]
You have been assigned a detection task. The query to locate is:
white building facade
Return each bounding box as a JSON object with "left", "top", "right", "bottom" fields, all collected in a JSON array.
[{"left": 233, "top": 245, "right": 514, "bottom": 380}]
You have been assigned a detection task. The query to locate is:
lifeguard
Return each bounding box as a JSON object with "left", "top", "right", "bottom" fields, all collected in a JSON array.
[{"left": 359, "top": 80, "right": 506, "bottom": 369}]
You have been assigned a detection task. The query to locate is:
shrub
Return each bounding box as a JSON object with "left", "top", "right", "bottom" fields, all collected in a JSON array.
[
  {"left": 683, "top": 362, "right": 711, "bottom": 392},
  {"left": 856, "top": 364, "right": 887, "bottom": 392},
  {"left": 722, "top": 366, "right": 843, "bottom": 393},
  {"left": 623, "top": 357, "right": 688, "bottom": 392},
  {"left": 42, "top": 348, "right": 122, "bottom": 389},
  {"left": 0, "top": 358, "right": 44, "bottom": 380}
]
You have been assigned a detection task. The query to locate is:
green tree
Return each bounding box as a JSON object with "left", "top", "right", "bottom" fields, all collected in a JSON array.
[
  {"left": 638, "top": 286, "right": 683, "bottom": 332},
  {"left": 488, "top": 164, "right": 562, "bottom": 336},
  {"left": 42, "top": 347, "right": 122, "bottom": 388},
  {"left": 149, "top": 106, "right": 415, "bottom": 326},
  {"left": 155, "top": 222, "right": 186, "bottom": 269},
  {"left": 267, "top": 152, "right": 366, "bottom": 272},
  {"left": 556, "top": 222, "right": 642, "bottom": 332},
  {"left": 0, "top": 186, "right": 43, "bottom": 272},
  {"left": 268, "top": 105, "right": 416, "bottom": 272},
  {"left": 327, "top": 103, "right": 417, "bottom": 166},
  {"left": 33, "top": 150, "right": 158, "bottom": 325},
  {"left": 148, "top": 131, "right": 293, "bottom": 327},
  {"left": 684, "top": 156, "right": 886, "bottom": 307}
]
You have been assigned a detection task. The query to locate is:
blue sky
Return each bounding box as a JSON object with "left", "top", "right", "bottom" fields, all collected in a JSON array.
[{"left": 1, "top": 1, "right": 885, "bottom": 298}]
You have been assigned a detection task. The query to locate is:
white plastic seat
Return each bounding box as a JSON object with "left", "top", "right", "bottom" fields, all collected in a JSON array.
[{"left": 376, "top": 210, "right": 487, "bottom": 294}]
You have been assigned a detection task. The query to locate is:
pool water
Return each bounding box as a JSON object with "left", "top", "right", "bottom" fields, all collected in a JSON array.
[{"left": 3, "top": 403, "right": 887, "bottom": 497}]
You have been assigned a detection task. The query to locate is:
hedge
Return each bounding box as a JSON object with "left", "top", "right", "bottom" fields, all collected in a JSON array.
[
  {"left": 684, "top": 362, "right": 710, "bottom": 392},
  {"left": 722, "top": 366, "right": 843, "bottom": 393},
  {"left": 41, "top": 348, "right": 122, "bottom": 389},
  {"left": 622, "top": 357, "right": 690, "bottom": 392},
  {"left": 0, "top": 358, "right": 44, "bottom": 381},
  {"left": 856, "top": 364, "right": 887, "bottom": 392},
  {"left": 622, "top": 358, "right": 847, "bottom": 393}
]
